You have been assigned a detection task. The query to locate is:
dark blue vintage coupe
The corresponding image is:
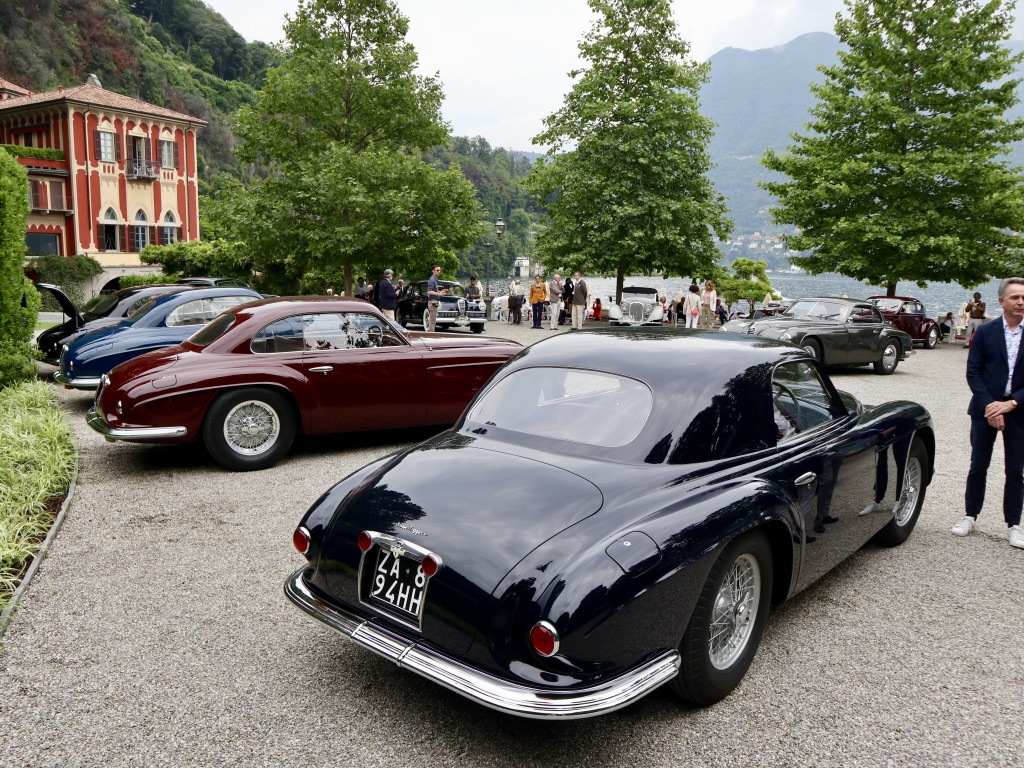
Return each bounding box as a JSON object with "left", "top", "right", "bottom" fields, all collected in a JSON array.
[{"left": 285, "top": 329, "right": 933, "bottom": 719}]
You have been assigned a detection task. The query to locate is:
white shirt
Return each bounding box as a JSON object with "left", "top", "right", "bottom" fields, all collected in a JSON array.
[{"left": 1003, "top": 320, "right": 1022, "bottom": 396}]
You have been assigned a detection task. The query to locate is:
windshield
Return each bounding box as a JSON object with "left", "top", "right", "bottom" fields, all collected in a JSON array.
[
  {"left": 783, "top": 300, "right": 849, "bottom": 321},
  {"left": 872, "top": 298, "right": 902, "bottom": 312},
  {"left": 467, "top": 367, "right": 653, "bottom": 447},
  {"left": 123, "top": 297, "right": 161, "bottom": 323},
  {"left": 83, "top": 293, "right": 121, "bottom": 320}
]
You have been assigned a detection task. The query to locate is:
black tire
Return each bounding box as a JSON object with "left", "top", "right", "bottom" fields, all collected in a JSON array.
[
  {"left": 669, "top": 531, "right": 773, "bottom": 706},
  {"left": 924, "top": 326, "right": 938, "bottom": 350},
  {"left": 873, "top": 437, "right": 929, "bottom": 547},
  {"left": 471, "top": 323, "right": 485, "bottom": 334},
  {"left": 202, "top": 388, "right": 296, "bottom": 471},
  {"left": 873, "top": 339, "right": 900, "bottom": 375},
  {"left": 801, "top": 338, "right": 822, "bottom": 362}
]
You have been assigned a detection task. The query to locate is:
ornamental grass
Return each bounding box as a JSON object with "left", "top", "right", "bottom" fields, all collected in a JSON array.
[{"left": 0, "top": 381, "right": 75, "bottom": 611}]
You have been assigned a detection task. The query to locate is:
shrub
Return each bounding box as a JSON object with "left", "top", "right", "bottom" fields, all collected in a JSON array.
[
  {"left": 29, "top": 253, "right": 104, "bottom": 310},
  {"left": 0, "top": 150, "right": 36, "bottom": 389},
  {"left": 119, "top": 273, "right": 180, "bottom": 288}
]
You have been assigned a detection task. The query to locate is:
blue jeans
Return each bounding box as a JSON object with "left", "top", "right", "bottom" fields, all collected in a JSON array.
[
  {"left": 532, "top": 302, "right": 544, "bottom": 327},
  {"left": 965, "top": 414, "right": 1024, "bottom": 526}
]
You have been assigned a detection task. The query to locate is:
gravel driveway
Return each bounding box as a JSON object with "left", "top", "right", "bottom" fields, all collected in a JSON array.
[{"left": 1, "top": 321, "right": 1022, "bottom": 767}]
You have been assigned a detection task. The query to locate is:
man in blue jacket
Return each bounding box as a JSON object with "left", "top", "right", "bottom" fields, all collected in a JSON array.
[{"left": 953, "top": 277, "right": 1024, "bottom": 549}]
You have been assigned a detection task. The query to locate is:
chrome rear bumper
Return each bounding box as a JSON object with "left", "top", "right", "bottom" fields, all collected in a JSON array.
[
  {"left": 284, "top": 568, "right": 680, "bottom": 719},
  {"left": 87, "top": 407, "right": 187, "bottom": 442}
]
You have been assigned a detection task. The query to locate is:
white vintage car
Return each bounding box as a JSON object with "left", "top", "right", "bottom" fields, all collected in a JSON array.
[{"left": 607, "top": 286, "right": 665, "bottom": 326}]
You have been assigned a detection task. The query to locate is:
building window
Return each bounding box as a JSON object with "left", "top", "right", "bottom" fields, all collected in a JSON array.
[
  {"left": 48, "top": 180, "right": 63, "bottom": 211},
  {"left": 28, "top": 180, "right": 41, "bottom": 209},
  {"left": 103, "top": 208, "right": 119, "bottom": 252},
  {"left": 26, "top": 233, "right": 59, "bottom": 255},
  {"left": 160, "top": 140, "right": 174, "bottom": 169},
  {"left": 162, "top": 211, "right": 177, "bottom": 244},
  {"left": 133, "top": 210, "right": 149, "bottom": 252},
  {"left": 99, "top": 131, "right": 115, "bottom": 162}
]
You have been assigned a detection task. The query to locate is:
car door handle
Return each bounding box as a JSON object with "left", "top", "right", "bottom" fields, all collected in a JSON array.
[
  {"left": 309, "top": 366, "right": 333, "bottom": 375},
  {"left": 795, "top": 472, "right": 817, "bottom": 487}
]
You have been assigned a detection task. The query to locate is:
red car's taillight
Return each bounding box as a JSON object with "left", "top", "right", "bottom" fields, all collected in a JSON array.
[
  {"left": 529, "top": 621, "right": 559, "bottom": 657},
  {"left": 292, "top": 527, "right": 310, "bottom": 555}
]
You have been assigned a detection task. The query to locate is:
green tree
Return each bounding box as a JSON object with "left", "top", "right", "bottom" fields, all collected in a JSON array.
[
  {"left": 715, "top": 258, "right": 776, "bottom": 315},
  {"left": 523, "top": 0, "right": 731, "bottom": 302},
  {"left": 761, "top": 0, "right": 1024, "bottom": 296},
  {"left": 0, "top": 151, "right": 38, "bottom": 388},
  {"left": 230, "top": 0, "right": 479, "bottom": 295}
]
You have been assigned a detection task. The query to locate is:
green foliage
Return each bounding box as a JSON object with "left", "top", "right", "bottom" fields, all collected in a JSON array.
[
  {"left": 0, "top": 151, "right": 37, "bottom": 389},
  {"left": 229, "top": 0, "right": 479, "bottom": 296},
  {"left": 28, "top": 254, "right": 103, "bottom": 311},
  {"left": 761, "top": 0, "right": 1024, "bottom": 295},
  {"left": 0, "top": 380, "right": 75, "bottom": 608},
  {"left": 715, "top": 258, "right": 776, "bottom": 312},
  {"left": 524, "top": 0, "right": 732, "bottom": 303},
  {"left": 140, "top": 239, "right": 250, "bottom": 282},
  {"left": 118, "top": 273, "right": 181, "bottom": 287},
  {"left": 0, "top": 145, "right": 65, "bottom": 161}
]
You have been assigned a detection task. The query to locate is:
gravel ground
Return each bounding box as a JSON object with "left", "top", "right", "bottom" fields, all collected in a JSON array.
[{"left": 2, "top": 321, "right": 1023, "bottom": 768}]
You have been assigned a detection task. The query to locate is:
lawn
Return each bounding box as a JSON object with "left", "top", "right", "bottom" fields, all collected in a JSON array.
[{"left": 0, "top": 380, "right": 75, "bottom": 620}]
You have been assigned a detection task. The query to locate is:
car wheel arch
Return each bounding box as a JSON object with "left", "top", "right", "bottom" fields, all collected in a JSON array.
[{"left": 207, "top": 383, "right": 303, "bottom": 433}]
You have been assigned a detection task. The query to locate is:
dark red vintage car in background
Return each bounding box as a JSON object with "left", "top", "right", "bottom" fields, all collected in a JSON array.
[
  {"left": 87, "top": 297, "right": 522, "bottom": 470},
  {"left": 867, "top": 296, "right": 939, "bottom": 349}
]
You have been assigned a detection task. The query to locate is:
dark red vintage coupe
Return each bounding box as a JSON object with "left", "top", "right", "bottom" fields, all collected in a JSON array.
[
  {"left": 867, "top": 296, "right": 939, "bottom": 349},
  {"left": 87, "top": 297, "right": 522, "bottom": 470}
]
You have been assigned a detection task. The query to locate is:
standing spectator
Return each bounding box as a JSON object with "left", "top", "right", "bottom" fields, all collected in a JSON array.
[
  {"left": 353, "top": 276, "right": 370, "bottom": 299},
  {"left": 965, "top": 292, "right": 986, "bottom": 347},
  {"left": 560, "top": 275, "right": 574, "bottom": 325},
  {"left": 952, "top": 277, "right": 1024, "bottom": 550},
  {"left": 529, "top": 274, "right": 547, "bottom": 329},
  {"left": 510, "top": 279, "right": 525, "bottom": 325},
  {"left": 465, "top": 276, "right": 481, "bottom": 301},
  {"left": 591, "top": 298, "right": 603, "bottom": 320},
  {"left": 716, "top": 298, "right": 729, "bottom": 326},
  {"left": 699, "top": 280, "right": 717, "bottom": 329},
  {"left": 425, "top": 264, "right": 447, "bottom": 332},
  {"left": 681, "top": 284, "right": 701, "bottom": 328},
  {"left": 376, "top": 269, "right": 399, "bottom": 321},
  {"left": 546, "top": 274, "right": 563, "bottom": 330},
  {"left": 571, "top": 271, "right": 589, "bottom": 330}
]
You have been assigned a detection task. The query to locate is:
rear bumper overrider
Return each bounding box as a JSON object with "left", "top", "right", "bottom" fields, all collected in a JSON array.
[
  {"left": 86, "top": 407, "right": 188, "bottom": 442},
  {"left": 284, "top": 567, "right": 680, "bottom": 720}
]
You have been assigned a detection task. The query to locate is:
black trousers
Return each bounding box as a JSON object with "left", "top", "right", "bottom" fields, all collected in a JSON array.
[{"left": 965, "top": 413, "right": 1024, "bottom": 526}]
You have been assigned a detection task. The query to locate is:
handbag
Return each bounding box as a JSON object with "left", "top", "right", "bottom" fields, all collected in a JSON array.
[{"left": 690, "top": 308, "right": 699, "bottom": 317}]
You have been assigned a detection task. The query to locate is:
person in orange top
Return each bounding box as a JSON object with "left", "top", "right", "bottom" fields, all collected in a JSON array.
[{"left": 529, "top": 274, "right": 547, "bottom": 329}]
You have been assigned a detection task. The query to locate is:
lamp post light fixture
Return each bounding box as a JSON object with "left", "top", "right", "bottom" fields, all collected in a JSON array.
[{"left": 485, "top": 217, "right": 506, "bottom": 298}]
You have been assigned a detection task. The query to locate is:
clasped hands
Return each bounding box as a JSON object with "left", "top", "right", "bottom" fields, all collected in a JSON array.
[{"left": 984, "top": 399, "right": 1016, "bottom": 431}]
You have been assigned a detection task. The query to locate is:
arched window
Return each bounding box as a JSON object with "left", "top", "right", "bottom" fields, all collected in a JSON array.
[
  {"left": 102, "top": 208, "right": 119, "bottom": 252},
  {"left": 132, "top": 209, "right": 149, "bottom": 252},
  {"left": 162, "top": 211, "right": 177, "bottom": 245}
]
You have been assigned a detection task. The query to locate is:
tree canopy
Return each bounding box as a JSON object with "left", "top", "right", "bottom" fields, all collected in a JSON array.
[
  {"left": 761, "top": 0, "right": 1024, "bottom": 295},
  {"left": 228, "top": 0, "right": 479, "bottom": 295},
  {"left": 523, "top": 0, "right": 732, "bottom": 302}
]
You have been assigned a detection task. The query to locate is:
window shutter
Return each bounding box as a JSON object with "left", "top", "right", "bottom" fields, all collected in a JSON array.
[
  {"left": 149, "top": 226, "right": 157, "bottom": 246},
  {"left": 115, "top": 134, "right": 123, "bottom": 162},
  {"left": 29, "top": 180, "right": 41, "bottom": 209},
  {"left": 93, "top": 130, "right": 101, "bottom": 159},
  {"left": 120, "top": 225, "right": 128, "bottom": 252},
  {"left": 125, "top": 138, "right": 134, "bottom": 163},
  {"left": 177, "top": 225, "right": 183, "bottom": 242},
  {"left": 145, "top": 139, "right": 153, "bottom": 164},
  {"left": 173, "top": 142, "right": 180, "bottom": 170},
  {"left": 97, "top": 224, "right": 106, "bottom": 253}
]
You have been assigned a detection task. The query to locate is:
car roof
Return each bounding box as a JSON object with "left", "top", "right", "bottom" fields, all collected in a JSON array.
[{"left": 866, "top": 295, "right": 921, "bottom": 302}]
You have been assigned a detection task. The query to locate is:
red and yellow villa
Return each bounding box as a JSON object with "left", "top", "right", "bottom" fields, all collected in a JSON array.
[{"left": 0, "top": 74, "right": 207, "bottom": 287}]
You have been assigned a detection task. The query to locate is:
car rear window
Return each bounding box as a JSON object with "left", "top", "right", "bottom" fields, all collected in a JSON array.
[
  {"left": 466, "top": 367, "right": 653, "bottom": 447},
  {"left": 188, "top": 313, "right": 237, "bottom": 347}
]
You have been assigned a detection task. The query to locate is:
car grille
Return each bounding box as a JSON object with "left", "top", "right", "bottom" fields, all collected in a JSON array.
[{"left": 626, "top": 302, "right": 649, "bottom": 322}]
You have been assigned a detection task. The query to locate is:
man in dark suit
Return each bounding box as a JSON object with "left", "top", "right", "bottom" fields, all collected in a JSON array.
[{"left": 954, "top": 277, "right": 1024, "bottom": 549}]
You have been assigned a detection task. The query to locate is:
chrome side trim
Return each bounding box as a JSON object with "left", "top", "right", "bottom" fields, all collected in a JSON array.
[
  {"left": 284, "top": 568, "right": 680, "bottom": 720},
  {"left": 86, "top": 407, "right": 188, "bottom": 441},
  {"left": 54, "top": 371, "right": 102, "bottom": 390}
]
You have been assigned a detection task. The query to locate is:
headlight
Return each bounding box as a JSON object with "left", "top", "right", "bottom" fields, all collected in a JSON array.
[{"left": 780, "top": 331, "right": 792, "bottom": 341}]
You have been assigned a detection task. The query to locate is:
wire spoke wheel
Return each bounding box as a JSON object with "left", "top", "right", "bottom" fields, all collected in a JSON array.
[
  {"left": 223, "top": 399, "right": 281, "bottom": 456},
  {"left": 708, "top": 553, "right": 762, "bottom": 670}
]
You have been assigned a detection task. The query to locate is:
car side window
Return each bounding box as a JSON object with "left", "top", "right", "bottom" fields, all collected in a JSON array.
[
  {"left": 251, "top": 316, "right": 304, "bottom": 354},
  {"left": 850, "top": 304, "right": 881, "bottom": 322},
  {"left": 771, "top": 361, "right": 838, "bottom": 443},
  {"left": 302, "top": 312, "right": 400, "bottom": 350},
  {"left": 165, "top": 296, "right": 251, "bottom": 327}
]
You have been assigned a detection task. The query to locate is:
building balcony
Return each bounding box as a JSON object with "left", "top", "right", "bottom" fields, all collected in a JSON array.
[{"left": 125, "top": 159, "right": 160, "bottom": 180}]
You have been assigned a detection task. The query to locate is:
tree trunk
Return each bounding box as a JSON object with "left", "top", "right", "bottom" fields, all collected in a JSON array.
[
  {"left": 615, "top": 266, "right": 625, "bottom": 305},
  {"left": 343, "top": 263, "right": 352, "bottom": 296},
  {"left": 887, "top": 282, "right": 897, "bottom": 297}
]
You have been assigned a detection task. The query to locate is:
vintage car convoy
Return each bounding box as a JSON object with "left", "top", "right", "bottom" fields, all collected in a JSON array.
[
  {"left": 396, "top": 280, "right": 487, "bottom": 333},
  {"left": 285, "top": 329, "right": 933, "bottom": 718},
  {"left": 729, "top": 297, "right": 915, "bottom": 374},
  {"left": 867, "top": 296, "right": 940, "bottom": 349},
  {"left": 88, "top": 297, "right": 522, "bottom": 470},
  {"left": 55, "top": 286, "right": 262, "bottom": 390},
  {"left": 607, "top": 286, "right": 665, "bottom": 326}
]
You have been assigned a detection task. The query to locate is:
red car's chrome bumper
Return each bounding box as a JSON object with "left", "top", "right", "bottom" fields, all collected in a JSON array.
[
  {"left": 86, "top": 406, "right": 188, "bottom": 442},
  {"left": 284, "top": 567, "right": 681, "bottom": 720}
]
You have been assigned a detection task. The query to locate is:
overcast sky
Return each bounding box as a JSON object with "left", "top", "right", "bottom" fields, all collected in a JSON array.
[{"left": 205, "top": 0, "right": 1024, "bottom": 151}]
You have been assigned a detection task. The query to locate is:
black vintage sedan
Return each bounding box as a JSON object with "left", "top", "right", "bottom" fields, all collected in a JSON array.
[
  {"left": 726, "top": 297, "right": 915, "bottom": 374},
  {"left": 285, "top": 329, "right": 933, "bottom": 719},
  {"left": 396, "top": 280, "right": 487, "bottom": 333}
]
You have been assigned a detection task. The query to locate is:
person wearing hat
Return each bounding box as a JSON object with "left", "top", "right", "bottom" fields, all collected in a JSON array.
[{"left": 376, "top": 269, "right": 399, "bottom": 321}]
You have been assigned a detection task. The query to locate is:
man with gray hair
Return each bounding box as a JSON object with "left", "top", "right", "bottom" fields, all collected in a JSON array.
[
  {"left": 376, "top": 269, "right": 399, "bottom": 321},
  {"left": 953, "top": 276, "right": 1024, "bottom": 549},
  {"left": 546, "top": 273, "right": 563, "bottom": 330},
  {"left": 570, "top": 271, "right": 589, "bottom": 330}
]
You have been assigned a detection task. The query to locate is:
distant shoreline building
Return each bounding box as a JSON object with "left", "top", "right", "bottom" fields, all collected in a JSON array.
[{"left": 0, "top": 75, "right": 207, "bottom": 292}]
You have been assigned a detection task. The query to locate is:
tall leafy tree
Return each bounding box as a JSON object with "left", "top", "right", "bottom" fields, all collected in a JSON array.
[
  {"left": 761, "top": 0, "right": 1024, "bottom": 295},
  {"left": 523, "top": 0, "right": 731, "bottom": 302},
  {"left": 230, "top": 0, "right": 479, "bottom": 295},
  {"left": 0, "top": 151, "right": 38, "bottom": 388}
]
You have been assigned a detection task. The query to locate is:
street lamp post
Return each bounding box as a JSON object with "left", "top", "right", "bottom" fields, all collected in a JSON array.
[{"left": 485, "top": 217, "right": 505, "bottom": 299}]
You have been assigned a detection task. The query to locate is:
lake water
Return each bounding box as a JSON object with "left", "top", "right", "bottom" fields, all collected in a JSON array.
[{"left": 577, "top": 273, "right": 1006, "bottom": 317}]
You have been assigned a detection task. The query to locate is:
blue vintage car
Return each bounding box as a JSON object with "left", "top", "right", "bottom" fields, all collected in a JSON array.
[{"left": 55, "top": 286, "right": 262, "bottom": 390}]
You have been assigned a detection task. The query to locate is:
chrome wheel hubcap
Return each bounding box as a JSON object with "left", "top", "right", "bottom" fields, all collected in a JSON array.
[
  {"left": 709, "top": 553, "right": 761, "bottom": 670},
  {"left": 882, "top": 345, "right": 897, "bottom": 368},
  {"left": 223, "top": 400, "right": 280, "bottom": 456}
]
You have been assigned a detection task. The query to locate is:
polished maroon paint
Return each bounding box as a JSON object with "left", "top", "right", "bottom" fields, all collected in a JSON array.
[
  {"left": 867, "top": 295, "right": 939, "bottom": 347},
  {"left": 92, "top": 296, "right": 522, "bottom": 453}
]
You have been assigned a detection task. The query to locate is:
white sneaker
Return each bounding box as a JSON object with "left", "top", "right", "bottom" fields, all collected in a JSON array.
[
  {"left": 1009, "top": 525, "right": 1024, "bottom": 549},
  {"left": 951, "top": 516, "right": 976, "bottom": 537}
]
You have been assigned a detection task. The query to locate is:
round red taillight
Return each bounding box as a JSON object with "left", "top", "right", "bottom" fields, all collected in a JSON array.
[
  {"left": 357, "top": 531, "right": 373, "bottom": 552},
  {"left": 292, "top": 527, "right": 310, "bottom": 555},
  {"left": 529, "top": 622, "right": 559, "bottom": 657},
  {"left": 422, "top": 555, "right": 438, "bottom": 577}
]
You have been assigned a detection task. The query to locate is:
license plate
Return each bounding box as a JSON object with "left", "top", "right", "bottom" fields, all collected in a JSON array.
[{"left": 369, "top": 547, "right": 428, "bottom": 620}]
